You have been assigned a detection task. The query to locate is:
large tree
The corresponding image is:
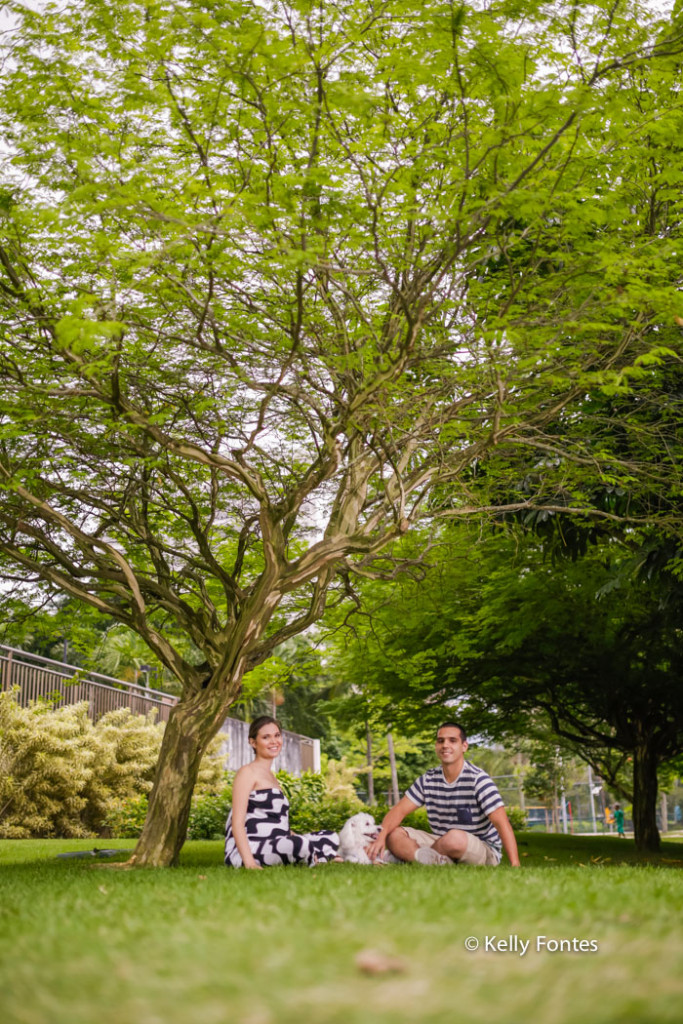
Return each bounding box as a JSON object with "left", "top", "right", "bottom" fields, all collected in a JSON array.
[
  {"left": 331, "top": 526, "right": 683, "bottom": 852},
  {"left": 473, "top": 546, "right": 683, "bottom": 853},
  {"left": 0, "top": 0, "right": 681, "bottom": 865}
]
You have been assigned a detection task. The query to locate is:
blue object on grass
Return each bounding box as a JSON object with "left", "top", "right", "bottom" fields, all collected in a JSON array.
[{"left": 55, "top": 848, "right": 134, "bottom": 859}]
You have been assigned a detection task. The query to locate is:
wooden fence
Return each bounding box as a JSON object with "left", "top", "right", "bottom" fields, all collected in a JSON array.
[{"left": 0, "top": 644, "right": 319, "bottom": 775}]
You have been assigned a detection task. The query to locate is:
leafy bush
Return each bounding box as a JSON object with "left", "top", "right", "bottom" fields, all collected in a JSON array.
[
  {"left": 0, "top": 690, "right": 226, "bottom": 838},
  {"left": 194, "top": 739, "right": 227, "bottom": 795},
  {"left": 187, "top": 786, "right": 233, "bottom": 841},
  {"left": 285, "top": 797, "right": 430, "bottom": 835},
  {"left": 105, "top": 781, "right": 235, "bottom": 841},
  {"left": 506, "top": 805, "right": 528, "bottom": 830},
  {"left": 0, "top": 694, "right": 93, "bottom": 838},
  {"left": 277, "top": 769, "right": 325, "bottom": 805},
  {"left": 275, "top": 767, "right": 367, "bottom": 833},
  {"left": 288, "top": 796, "right": 367, "bottom": 834},
  {"left": 402, "top": 806, "right": 430, "bottom": 832},
  {"left": 104, "top": 795, "right": 149, "bottom": 839},
  {"left": 321, "top": 756, "right": 368, "bottom": 801},
  {"left": 81, "top": 707, "right": 166, "bottom": 832}
]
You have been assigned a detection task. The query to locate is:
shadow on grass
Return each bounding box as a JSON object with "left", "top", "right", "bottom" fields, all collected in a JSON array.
[
  {"left": 2, "top": 832, "right": 683, "bottom": 871},
  {"left": 515, "top": 829, "right": 683, "bottom": 868}
]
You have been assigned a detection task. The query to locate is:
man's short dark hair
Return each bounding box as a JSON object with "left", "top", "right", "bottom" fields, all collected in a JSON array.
[{"left": 436, "top": 721, "right": 467, "bottom": 742}]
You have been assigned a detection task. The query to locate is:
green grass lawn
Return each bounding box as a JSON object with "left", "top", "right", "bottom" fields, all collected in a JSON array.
[{"left": 1, "top": 832, "right": 682, "bottom": 1024}]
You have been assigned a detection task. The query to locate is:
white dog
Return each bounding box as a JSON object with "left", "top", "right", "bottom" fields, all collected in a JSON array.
[{"left": 339, "top": 812, "right": 381, "bottom": 864}]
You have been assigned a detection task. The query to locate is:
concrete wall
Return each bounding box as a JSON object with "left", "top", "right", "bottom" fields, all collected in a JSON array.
[{"left": 217, "top": 717, "right": 321, "bottom": 776}]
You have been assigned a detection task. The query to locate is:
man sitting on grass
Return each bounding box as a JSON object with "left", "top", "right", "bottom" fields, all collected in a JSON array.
[{"left": 366, "top": 722, "right": 521, "bottom": 867}]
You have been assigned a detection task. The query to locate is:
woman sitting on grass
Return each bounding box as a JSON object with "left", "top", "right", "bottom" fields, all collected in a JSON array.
[{"left": 224, "top": 716, "right": 340, "bottom": 869}]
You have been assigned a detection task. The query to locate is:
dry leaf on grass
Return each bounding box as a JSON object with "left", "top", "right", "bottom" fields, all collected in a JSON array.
[{"left": 355, "top": 949, "right": 407, "bottom": 975}]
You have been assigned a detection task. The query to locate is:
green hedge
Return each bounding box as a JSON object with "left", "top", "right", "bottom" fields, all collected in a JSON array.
[
  {"left": 104, "top": 795, "right": 149, "bottom": 839},
  {"left": 104, "top": 777, "right": 527, "bottom": 842},
  {"left": 0, "top": 690, "right": 225, "bottom": 839}
]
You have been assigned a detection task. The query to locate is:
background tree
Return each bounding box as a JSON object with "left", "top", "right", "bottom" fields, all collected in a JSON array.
[
  {"left": 1, "top": 0, "right": 682, "bottom": 865},
  {"left": 0, "top": 594, "right": 187, "bottom": 690},
  {"left": 464, "top": 540, "right": 683, "bottom": 852},
  {"left": 0, "top": 593, "right": 110, "bottom": 665},
  {"left": 333, "top": 524, "right": 683, "bottom": 852}
]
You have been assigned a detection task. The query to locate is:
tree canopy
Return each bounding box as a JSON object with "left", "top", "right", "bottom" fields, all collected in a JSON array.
[
  {"left": 1, "top": 0, "right": 682, "bottom": 864},
  {"left": 331, "top": 523, "right": 683, "bottom": 851}
]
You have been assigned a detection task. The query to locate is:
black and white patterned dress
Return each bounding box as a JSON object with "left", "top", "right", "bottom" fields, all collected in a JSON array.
[{"left": 224, "top": 787, "right": 339, "bottom": 867}]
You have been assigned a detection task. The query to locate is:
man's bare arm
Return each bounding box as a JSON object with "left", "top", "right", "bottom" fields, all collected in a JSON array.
[{"left": 488, "top": 806, "right": 521, "bottom": 867}]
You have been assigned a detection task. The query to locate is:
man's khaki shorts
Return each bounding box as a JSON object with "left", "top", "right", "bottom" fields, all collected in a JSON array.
[{"left": 402, "top": 826, "right": 500, "bottom": 866}]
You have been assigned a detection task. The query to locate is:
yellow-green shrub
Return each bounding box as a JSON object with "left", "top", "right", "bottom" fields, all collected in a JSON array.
[
  {"left": 0, "top": 693, "right": 93, "bottom": 838},
  {"left": 0, "top": 690, "right": 226, "bottom": 838}
]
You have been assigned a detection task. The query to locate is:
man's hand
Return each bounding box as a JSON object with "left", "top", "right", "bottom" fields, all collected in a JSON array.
[
  {"left": 364, "top": 795, "right": 418, "bottom": 862},
  {"left": 365, "top": 832, "right": 387, "bottom": 863}
]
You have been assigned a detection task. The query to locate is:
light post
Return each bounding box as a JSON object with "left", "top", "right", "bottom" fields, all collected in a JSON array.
[{"left": 588, "top": 765, "right": 599, "bottom": 832}]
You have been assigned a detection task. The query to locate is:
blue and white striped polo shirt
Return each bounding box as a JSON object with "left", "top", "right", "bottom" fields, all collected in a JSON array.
[{"left": 405, "top": 761, "right": 504, "bottom": 857}]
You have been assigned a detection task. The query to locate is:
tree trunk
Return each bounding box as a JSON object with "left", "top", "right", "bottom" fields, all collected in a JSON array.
[
  {"left": 387, "top": 731, "right": 400, "bottom": 806},
  {"left": 632, "top": 740, "right": 660, "bottom": 854},
  {"left": 366, "top": 723, "right": 374, "bottom": 805},
  {"left": 660, "top": 791, "right": 669, "bottom": 834},
  {"left": 130, "top": 690, "right": 230, "bottom": 867}
]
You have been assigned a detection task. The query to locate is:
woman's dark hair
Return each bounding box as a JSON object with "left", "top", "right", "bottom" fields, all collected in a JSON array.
[{"left": 248, "top": 715, "right": 281, "bottom": 742}]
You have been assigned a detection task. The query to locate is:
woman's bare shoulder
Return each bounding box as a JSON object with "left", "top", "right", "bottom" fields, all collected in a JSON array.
[{"left": 233, "top": 763, "right": 257, "bottom": 787}]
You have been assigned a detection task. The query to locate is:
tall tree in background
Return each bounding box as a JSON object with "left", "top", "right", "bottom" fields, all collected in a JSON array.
[
  {"left": 466, "top": 543, "right": 683, "bottom": 853},
  {"left": 0, "top": 0, "right": 681, "bottom": 864},
  {"left": 331, "top": 525, "right": 683, "bottom": 852}
]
